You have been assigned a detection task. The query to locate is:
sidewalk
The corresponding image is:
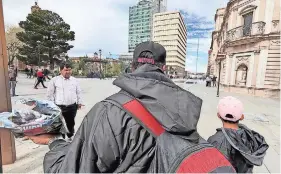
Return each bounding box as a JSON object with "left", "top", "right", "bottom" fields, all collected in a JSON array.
[{"left": 184, "top": 83, "right": 280, "bottom": 173}]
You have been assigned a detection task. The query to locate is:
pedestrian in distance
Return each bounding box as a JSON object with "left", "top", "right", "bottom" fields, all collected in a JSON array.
[
  {"left": 212, "top": 76, "right": 217, "bottom": 87},
  {"left": 8, "top": 64, "right": 18, "bottom": 97},
  {"left": 28, "top": 41, "right": 235, "bottom": 173},
  {"left": 206, "top": 76, "right": 211, "bottom": 87},
  {"left": 43, "top": 67, "right": 51, "bottom": 81},
  {"left": 29, "top": 67, "right": 34, "bottom": 78},
  {"left": 208, "top": 96, "right": 269, "bottom": 173},
  {"left": 34, "top": 69, "right": 47, "bottom": 89},
  {"left": 46, "top": 62, "right": 83, "bottom": 141},
  {"left": 25, "top": 66, "right": 29, "bottom": 78}
]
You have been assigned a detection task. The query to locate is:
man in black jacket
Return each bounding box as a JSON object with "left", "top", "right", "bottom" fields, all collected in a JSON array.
[{"left": 28, "top": 41, "right": 203, "bottom": 173}]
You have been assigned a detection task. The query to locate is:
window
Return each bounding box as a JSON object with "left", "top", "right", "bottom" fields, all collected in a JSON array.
[{"left": 243, "top": 12, "right": 253, "bottom": 36}]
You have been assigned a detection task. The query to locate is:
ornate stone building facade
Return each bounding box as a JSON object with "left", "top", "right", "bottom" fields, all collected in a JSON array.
[{"left": 208, "top": 0, "right": 280, "bottom": 98}]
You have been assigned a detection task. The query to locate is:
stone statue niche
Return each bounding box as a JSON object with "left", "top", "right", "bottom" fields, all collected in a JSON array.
[{"left": 235, "top": 64, "right": 248, "bottom": 86}]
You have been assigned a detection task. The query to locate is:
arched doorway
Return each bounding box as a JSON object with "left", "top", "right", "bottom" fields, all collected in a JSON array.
[{"left": 235, "top": 64, "right": 248, "bottom": 86}]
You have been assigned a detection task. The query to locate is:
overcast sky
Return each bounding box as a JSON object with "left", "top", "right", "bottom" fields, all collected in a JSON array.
[{"left": 3, "top": 0, "right": 228, "bottom": 73}]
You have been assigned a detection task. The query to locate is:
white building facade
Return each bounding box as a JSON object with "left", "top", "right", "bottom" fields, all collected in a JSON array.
[{"left": 153, "top": 11, "right": 187, "bottom": 77}]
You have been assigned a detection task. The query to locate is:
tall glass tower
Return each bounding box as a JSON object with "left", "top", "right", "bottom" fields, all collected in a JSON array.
[{"left": 128, "top": 0, "right": 167, "bottom": 53}]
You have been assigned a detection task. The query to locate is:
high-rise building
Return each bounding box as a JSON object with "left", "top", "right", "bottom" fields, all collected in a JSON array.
[
  {"left": 128, "top": 0, "right": 167, "bottom": 53},
  {"left": 152, "top": 0, "right": 167, "bottom": 14},
  {"left": 153, "top": 11, "right": 187, "bottom": 77}
]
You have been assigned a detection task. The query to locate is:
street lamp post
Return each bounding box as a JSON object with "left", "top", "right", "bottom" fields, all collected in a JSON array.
[
  {"left": 196, "top": 38, "right": 199, "bottom": 78},
  {"left": 99, "top": 49, "right": 102, "bottom": 80},
  {"left": 216, "top": 60, "right": 222, "bottom": 97}
]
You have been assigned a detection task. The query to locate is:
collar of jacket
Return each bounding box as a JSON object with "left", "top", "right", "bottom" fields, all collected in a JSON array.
[{"left": 129, "top": 64, "right": 175, "bottom": 85}]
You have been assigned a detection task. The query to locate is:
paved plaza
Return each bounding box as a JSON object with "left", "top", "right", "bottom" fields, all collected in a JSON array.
[{"left": 2, "top": 74, "right": 280, "bottom": 173}]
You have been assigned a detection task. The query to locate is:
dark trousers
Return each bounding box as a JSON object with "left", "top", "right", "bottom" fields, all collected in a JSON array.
[
  {"left": 35, "top": 77, "right": 47, "bottom": 88},
  {"left": 57, "top": 103, "right": 78, "bottom": 138},
  {"left": 9, "top": 81, "right": 16, "bottom": 96}
]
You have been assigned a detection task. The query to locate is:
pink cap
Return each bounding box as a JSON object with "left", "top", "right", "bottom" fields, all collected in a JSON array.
[{"left": 218, "top": 96, "right": 244, "bottom": 122}]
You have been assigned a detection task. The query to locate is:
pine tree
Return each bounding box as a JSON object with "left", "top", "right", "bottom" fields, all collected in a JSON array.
[{"left": 17, "top": 10, "right": 75, "bottom": 69}]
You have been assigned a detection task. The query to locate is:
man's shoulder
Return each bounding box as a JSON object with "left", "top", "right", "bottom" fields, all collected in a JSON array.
[
  {"left": 70, "top": 76, "right": 79, "bottom": 82},
  {"left": 207, "top": 129, "right": 225, "bottom": 143},
  {"left": 50, "top": 76, "right": 63, "bottom": 83},
  {"left": 87, "top": 98, "right": 127, "bottom": 123},
  {"left": 93, "top": 97, "right": 140, "bottom": 136},
  {"left": 70, "top": 76, "right": 77, "bottom": 79},
  {"left": 51, "top": 76, "right": 60, "bottom": 81}
]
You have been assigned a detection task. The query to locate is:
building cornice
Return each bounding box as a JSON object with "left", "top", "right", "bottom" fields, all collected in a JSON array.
[{"left": 239, "top": 5, "right": 257, "bottom": 15}]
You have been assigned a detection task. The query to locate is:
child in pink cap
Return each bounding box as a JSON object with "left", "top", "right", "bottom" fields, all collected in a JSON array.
[{"left": 208, "top": 96, "right": 269, "bottom": 173}]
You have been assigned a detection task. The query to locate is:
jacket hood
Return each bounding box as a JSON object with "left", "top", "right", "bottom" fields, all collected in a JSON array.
[
  {"left": 113, "top": 64, "right": 203, "bottom": 140},
  {"left": 219, "top": 124, "right": 269, "bottom": 166}
]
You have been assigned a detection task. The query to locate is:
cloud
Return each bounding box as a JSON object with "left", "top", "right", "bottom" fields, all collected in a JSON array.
[
  {"left": 181, "top": 11, "right": 214, "bottom": 39},
  {"left": 180, "top": 11, "right": 213, "bottom": 73},
  {"left": 168, "top": 0, "right": 228, "bottom": 20}
]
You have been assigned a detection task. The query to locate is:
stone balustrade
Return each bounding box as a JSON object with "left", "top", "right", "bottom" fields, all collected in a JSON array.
[{"left": 226, "top": 21, "right": 266, "bottom": 41}]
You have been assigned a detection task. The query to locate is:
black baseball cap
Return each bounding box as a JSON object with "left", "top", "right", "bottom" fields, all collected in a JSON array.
[{"left": 133, "top": 41, "right": 166, "bottom": 65}]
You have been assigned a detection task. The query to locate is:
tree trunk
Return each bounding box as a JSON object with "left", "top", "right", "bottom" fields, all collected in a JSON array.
[
  {"left": 49, "top": 51, "right": 54, "bottom": 70},
  {"left": 8, "top": 55, "right": 12, "bottom": 65},
  {"left": 50, "top": 58, "right": 54, "bottom": 70}
]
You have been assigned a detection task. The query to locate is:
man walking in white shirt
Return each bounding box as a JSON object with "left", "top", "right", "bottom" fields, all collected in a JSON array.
[{"left": 47, "top": 62, "right": 83, "bottom": 141}]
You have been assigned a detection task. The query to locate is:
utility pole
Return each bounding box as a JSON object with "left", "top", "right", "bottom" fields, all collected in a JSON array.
[
  {"left": 158, "top": 0, "right": 161, "bottom": 12},
  {"left": 0, "top": 0, "right": 16, "bottom": 167},
  {"left": 216, "top": 60, "right": 222, "bottom": 97},
  {"left": 195, "top": 38, "right": 199, "bottom": 78},
  {"left": 99, "top": 49, "right": 102, "bottom": 80}
]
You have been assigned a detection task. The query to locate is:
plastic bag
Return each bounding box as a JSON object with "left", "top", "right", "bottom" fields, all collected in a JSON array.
[{"left": 0, "top": 98, "right": 69, "bottom": 138}]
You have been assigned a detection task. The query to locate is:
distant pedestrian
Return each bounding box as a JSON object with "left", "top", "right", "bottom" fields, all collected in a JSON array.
[
  {"left": 34, "top": 68, "right": 38, "bottom": 78},
  {"left": 25, "top": 67, "right": 29, "bottom": 78},
  {"left": 43, "top": 67, "right": 51, "bottom": 81},
  {"left": 46, "top": 62, "right": 83, "bottom": 141},
  {"left": 8, "top": 64, "right": 18, "bottom": 97},
  {"left": 212, "top": 76, "right": 217, "bottom": 87},
  {"left": 34, "top": 69, "right": 47, "bottom": 89},
  {"left": 208, "top": 96, "right": 269, "bottom": 173},
  {"left": 206, "top": 76, "right": 211, "bottom": 87},
  {"left": 29, "top": 68, "right": 34, "bottom": 78}
]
